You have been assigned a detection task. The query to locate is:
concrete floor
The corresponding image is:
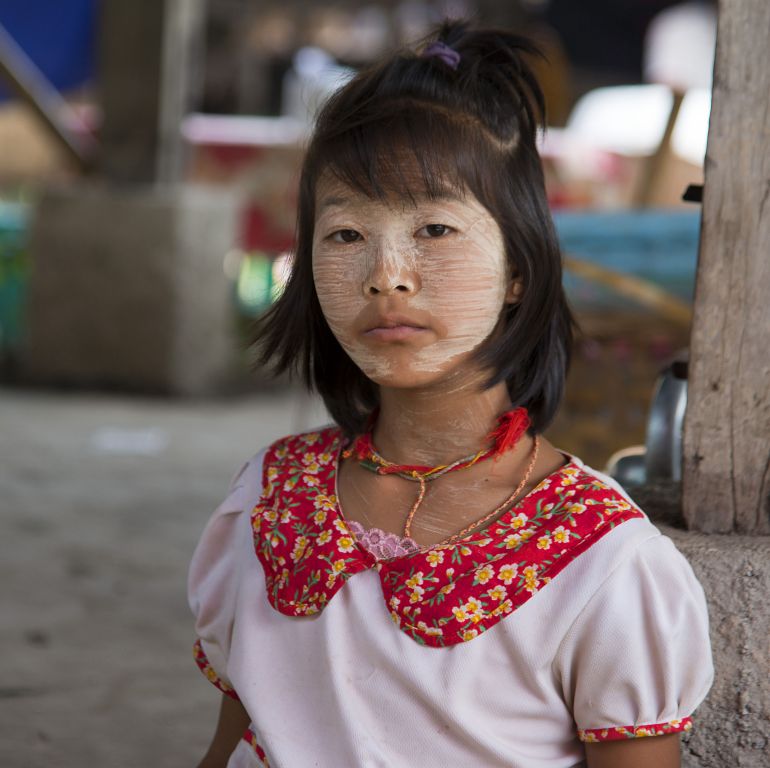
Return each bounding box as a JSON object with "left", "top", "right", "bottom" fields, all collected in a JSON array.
[{"left": 0, "top": 386, "right": 329, "bottom": 768}]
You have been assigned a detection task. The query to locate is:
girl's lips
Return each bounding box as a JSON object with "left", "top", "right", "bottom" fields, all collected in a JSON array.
[{"left": 363, "top": 325, "right": 428, "bottom": 342}]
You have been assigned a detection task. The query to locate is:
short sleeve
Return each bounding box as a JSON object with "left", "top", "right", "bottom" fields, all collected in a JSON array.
[
  {"left": 554, "top": 534, "right": 713, "bottom": 742},
  {"left": 188, "top": 450, "right": 266, "bottom": 700}
]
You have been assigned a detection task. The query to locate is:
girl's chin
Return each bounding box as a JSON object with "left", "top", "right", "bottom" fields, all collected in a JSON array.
[
  {"left": 354, "top": 356, "right": 479, "bottom": 391},
  {"left": 366, "top": 372, "right": 439, "bottom": 390},
  {"left": 352, "top": 361, "right": 442, "bottom": 389}
]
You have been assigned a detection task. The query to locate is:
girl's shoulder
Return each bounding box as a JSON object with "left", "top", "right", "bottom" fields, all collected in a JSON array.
[
  {"left": 228, "top": 424, "right": 344, "bottom": 502},
  {"left": 262, "top": 425, "right": 343, "bottom": 469}
]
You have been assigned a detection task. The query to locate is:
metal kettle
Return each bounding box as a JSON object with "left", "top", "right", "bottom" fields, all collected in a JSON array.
[
  {"left": 645, "top": 352, "right": 688, "bottom": 482},
  {"left": 605, "top": 351, "right": 688, "bottom": 486}
]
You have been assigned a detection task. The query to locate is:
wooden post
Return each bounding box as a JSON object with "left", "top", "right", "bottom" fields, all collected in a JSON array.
[
  {"left": 98, "top": 0, "right": 204, "bottom": 184},
  {"left": 683, "top": 0, "right": 770, "bottom": 534}
]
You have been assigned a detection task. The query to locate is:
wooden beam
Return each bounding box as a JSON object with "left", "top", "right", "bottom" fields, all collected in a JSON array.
[
  {"left": 0, "top": 22, "right": 93, "bottom": 171},
  {"left": 683, "top": 0, "right": 770, "bottom": 533},
  {"left": 563, "top": 254, "right": 692, "bottom": 327},
  {"left": 632, "top": 90, "right": 684, "bottom": 208}
]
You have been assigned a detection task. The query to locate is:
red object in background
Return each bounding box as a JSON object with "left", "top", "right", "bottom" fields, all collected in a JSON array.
[
  {"left": 203, "top": 144, "right": 264, "bottom": 173},
  {"left": 648, "top": 334, "right": 674, "bottom": 362},
  {"left": 183, "top": 117, "right": 305, "bottom": 254},
  {"left": 242, "top": 204, "right": 295, "bottom": 253}
]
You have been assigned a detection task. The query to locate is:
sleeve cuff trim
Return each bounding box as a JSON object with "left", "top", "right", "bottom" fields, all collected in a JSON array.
[
  {"left": 193, "top": 638, "right": 240, "bottom": 700},
  {"left": 578, "top": 716, "right": 693, "bottom": 742}
]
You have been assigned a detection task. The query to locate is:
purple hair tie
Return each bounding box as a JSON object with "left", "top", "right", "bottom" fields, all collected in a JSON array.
[{"left": 421, "top": 41, "right": 461, "bottom": 70}]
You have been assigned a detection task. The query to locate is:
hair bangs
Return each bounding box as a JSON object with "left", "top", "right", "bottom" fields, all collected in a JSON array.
[{"left": 311, "top": 102, "right": 499, "bottom": 208}]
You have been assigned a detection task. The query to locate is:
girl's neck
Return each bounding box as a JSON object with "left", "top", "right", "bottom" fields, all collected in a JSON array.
[{"left": 371, "top": 374, "right": 514, "bottom": 467}]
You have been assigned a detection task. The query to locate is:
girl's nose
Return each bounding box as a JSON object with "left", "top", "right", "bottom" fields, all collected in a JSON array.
[{"left": 362, "top": 245, "right": 421, "bottom": 297}]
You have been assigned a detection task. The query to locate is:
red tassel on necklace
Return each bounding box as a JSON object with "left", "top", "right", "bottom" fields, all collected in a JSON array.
[{"left": 485, "top": 406, "right": 530, "bottom": 459}]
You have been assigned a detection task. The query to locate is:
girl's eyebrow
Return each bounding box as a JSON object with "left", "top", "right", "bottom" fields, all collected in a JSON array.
[{"left": 318, "top": 196, "right": 349, "bottom": 211}]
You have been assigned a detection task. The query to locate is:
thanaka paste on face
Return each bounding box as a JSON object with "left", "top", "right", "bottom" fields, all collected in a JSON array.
[{"left": 312, "top": 177, "right": 509, "bottom": 387}]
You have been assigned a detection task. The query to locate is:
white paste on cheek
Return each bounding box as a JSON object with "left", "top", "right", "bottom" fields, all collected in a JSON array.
[
  {"left": 313, "top": 203, "right": 422, "bottom": 379},
  {"left": 313, "top": 238, "right": 391, "bottom": 378},
  {"left": 409, "top": 204, "right": 508, "bottom": 373}
]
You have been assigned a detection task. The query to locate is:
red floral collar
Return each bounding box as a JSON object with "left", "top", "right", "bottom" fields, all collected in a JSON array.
[{"left": 251, "top": 427, "right": 643, "bottom": 648}]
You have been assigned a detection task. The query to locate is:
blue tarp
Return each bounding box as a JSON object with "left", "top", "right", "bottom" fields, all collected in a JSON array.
[
  {"left": 554, "top": 210, "right": 700, "bottom": 309},
  {"left": 0, "top": 0, "right": 96, "bottom": 100}
]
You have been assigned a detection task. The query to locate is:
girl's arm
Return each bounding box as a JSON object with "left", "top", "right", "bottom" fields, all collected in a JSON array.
[
  {"left": 196, "top": 693, "right": 251, "bottom": 768},
  {"left": 585, "top": 733, "right": 681, "bottom": 768}
]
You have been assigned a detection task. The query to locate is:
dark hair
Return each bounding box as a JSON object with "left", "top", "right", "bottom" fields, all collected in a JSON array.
[{"left": 254, "top": 20, "right": 574, "bottom": 437}]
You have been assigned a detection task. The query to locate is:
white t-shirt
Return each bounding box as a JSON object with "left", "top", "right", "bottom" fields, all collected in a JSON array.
[{"left": 189, "top": 428, "right": 713, "bottom": 767}]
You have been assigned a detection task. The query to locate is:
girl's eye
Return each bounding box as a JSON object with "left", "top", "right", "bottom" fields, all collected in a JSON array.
[
  {"left": 331, "top": 229, "right": 362, "bottom": 243},
  {"left": 420, "top": 224, "right": 452, "bottom": 238}
]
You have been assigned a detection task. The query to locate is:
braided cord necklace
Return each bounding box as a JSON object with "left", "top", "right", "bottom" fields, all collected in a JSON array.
[
  {"left": 342, "top": 407, "right": 538, "bottom": 544},
  {"left": 434, "top": 435, "right": 539, "bottom": 546}
]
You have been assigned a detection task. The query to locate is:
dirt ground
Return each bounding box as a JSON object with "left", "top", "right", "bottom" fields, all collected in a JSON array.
[{"left": 0, "top": 386, "right": 329, "bottom": 768}]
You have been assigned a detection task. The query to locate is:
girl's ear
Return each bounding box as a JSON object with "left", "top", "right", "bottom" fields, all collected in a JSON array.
[{"left": 505, "top": 273, "right": 524, "bottom": 304}]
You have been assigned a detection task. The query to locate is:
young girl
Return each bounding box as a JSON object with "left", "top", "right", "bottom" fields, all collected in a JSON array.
[{"left": 189, "top": 21, "right": 713, "bottom": 768}]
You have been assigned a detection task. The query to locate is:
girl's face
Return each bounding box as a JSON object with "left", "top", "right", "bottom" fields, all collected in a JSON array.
[{"left": 312, "top": 174, "right": 519, "bottom": 389}]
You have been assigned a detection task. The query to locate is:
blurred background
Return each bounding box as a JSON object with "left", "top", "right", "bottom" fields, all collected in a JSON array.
[
  {"left": 0, "top": 1, "right": 715, "bottom": 765},
  {"left": 0, "top": 0, "right": 716, "bottom": 467}
]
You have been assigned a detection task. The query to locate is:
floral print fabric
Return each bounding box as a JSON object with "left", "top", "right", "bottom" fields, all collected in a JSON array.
[
  {"left": 251, "top": 427, "right": 645, "bottom": 648},
  {"left": 579, "top": 717, "right": 693, "bottom": 742}
]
